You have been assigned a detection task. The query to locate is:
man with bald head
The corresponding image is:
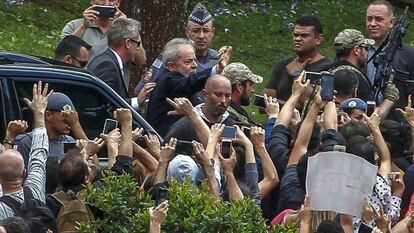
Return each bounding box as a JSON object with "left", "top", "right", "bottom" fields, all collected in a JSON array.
[
  {"left": 146, "top": 38, "right": 231, "bottom": 138},
  {"left": 165, "top": 74, "right": 235, "bottom": 142},
  {"left": 0, "top": 82, "right": 52, "bottom": 219}
]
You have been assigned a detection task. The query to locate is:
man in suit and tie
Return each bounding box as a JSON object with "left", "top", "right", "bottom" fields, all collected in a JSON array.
[{"left": 88, "top": 18, "right": 146, "bottom": 109}]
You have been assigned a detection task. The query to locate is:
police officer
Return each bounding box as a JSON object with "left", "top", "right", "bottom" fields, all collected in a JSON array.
[{"left": 135, "top": 2, "right": 218, "bottom": 104}]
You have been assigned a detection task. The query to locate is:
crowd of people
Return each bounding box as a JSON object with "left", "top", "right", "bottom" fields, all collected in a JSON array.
[{"left": 1, "top": 0, "right": 414, "bottom": 232}]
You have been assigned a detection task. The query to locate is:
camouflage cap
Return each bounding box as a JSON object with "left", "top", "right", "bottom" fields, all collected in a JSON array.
[
  {"left": 221, "top": 62, "right": 263, "bottom": 84},
  {"left": 334, "top": 29, "right": 374, "bottom": 49}
]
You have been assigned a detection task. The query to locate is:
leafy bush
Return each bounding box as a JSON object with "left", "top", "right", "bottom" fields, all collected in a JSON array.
[{"left": 78, "top": 172, "right": 297, "bottom": 233}]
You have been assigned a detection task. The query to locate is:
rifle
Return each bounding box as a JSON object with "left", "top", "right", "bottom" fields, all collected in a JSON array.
[{"left": 372, "top": 6, "right": 410, "bottom": 102}]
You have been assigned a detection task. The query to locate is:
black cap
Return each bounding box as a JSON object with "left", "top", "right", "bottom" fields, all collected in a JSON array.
[
  {"left": 188, "top": 3, "right": 212, "bottom": 25},
  {"left": 46, "top": 92, "right": 75, "bottom": 112}
]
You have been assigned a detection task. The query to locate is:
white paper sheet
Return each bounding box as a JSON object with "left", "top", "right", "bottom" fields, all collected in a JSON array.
[{"left": 306, "top": 151, "right": 378, "bottom": 218}]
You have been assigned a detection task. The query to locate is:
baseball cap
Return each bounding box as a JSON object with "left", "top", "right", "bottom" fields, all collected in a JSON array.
[
  {"left": 334, "top": 29, "right": 374, "bottom": 49},
  {"left": 339, "top": 98, "right": 367, "bottom": 112},
  {"left": 188, "top": 3, "right": 212, "bottom": 25},
  {"left": 46, "top": 92, "right": 75, "bottom": 111},
  {"left": 167, "top": 154, "right": 199, "bottom": 184},
  {"left": 221, "top": 62, "right": 263, "bottom": 84}
]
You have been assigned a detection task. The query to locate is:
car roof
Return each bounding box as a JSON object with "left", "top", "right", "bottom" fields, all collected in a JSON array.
[{"left": 0, "top": 51, "right": 162, "bottom": 141}]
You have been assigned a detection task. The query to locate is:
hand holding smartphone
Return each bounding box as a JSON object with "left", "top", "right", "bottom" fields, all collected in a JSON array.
[
  {"left": 221, "top": 126, "right": 236, "bottom": 139},
  {"left": 94, "top": 5, "right": 116, "bottom": 18},
  {"left": 102, "top": 119, "right": 118, "bottom": 134}
]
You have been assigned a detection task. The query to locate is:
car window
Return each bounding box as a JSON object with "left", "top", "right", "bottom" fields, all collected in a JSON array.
[
  {"left": 0, "top": 81, "right": 5, "bottom": 141},
  {"left": 12, "top": 80, "right": 117, "bottom": 139}
]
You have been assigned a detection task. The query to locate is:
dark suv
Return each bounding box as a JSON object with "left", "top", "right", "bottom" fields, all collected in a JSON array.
[{"left": 0, "top": 51, "right": 160, "bottom": 144}]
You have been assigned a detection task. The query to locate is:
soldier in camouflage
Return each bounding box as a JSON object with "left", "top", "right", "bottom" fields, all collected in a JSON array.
[{"left": 221, "top": 62, "right": 263, "bottom": 125}]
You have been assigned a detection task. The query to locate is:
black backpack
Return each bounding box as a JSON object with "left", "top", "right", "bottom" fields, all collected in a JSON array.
[{"left": 0, "top": 186, "right": 57, "bottom": 233}]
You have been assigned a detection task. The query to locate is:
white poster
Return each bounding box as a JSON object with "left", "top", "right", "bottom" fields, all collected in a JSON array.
[{"left": 306, "top": 151, "right": 377, "bottom": 218}]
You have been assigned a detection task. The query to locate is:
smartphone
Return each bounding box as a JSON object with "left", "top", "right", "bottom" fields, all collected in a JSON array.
[
  {"left": 221, "top": 126, "right": 236, "bottom": 139},
  {"left": 253, "top": 95, "right": 266, "bottom": 108},
  {"left": 305, "top": 71, "right": 322, "bottom": 85},
  {"left": 175, "top": 140, "right": 193, "bottom": 156},
  {"left": 241, "top": 126, "right": 251, "bottom": 138},
  {"left": 321, "top": 72, "right": 334, "bottom": 101},
  {"left": 102, "top": 119, "right": 118, "bottom": 134},
  {"left": 63, "top": 142, "right": 76, "bottom": 153},
  {"left": 94, "top": 5, "right": 116, "bottom": 18},
  {"left": 221, "top": 139, "right": 232, "bottom": 158},
  {"left": 366, "top": 101, "right": 376, "bottom": 116},
  {"left": 136, "top": 136, "right": 147, "bottom": 148}
]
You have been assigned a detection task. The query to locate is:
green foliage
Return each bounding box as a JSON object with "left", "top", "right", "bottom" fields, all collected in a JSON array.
[
  {"left": 78, "top": 172, "right": 153, "bottom": 233},
  {"left": 78, "top": 173, "right": 297, "bottom": 233},
  {"left": 1, "top": 0, "right": 413, "bottom": 122}
]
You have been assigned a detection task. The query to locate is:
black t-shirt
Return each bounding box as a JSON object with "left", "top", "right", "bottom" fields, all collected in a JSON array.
[{"left": 266, "top": 57, "right": 332, "bottom": 101}]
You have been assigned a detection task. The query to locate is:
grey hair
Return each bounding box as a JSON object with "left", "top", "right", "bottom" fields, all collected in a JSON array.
[
  {"left": 162, "top": 38, "right": 195, "bottom": 64},
  {"left": 107, "top": 18, "right": 141, "bottom": 47}
]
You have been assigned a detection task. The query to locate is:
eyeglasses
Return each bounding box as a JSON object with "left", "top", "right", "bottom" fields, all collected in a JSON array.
[
  {"left": 128, "top": 38, "right": 141, "bottom": 48},
  {"left": 71, "top": 56, "right": 88, "bottom": 68},
  {"left": 187, "top": 27, "right": 213, "bottom": 34}
]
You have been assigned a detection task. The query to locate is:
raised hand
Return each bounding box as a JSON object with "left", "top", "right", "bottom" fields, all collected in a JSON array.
[
  {"left": 100, "top": 128, "right": 121, "bottom": 146},
  {"left": 137, "top": 82, "right": 155, "bottom": 106},
  {"left": 397, "top": 95, "right": 414, "bottom": 129},
  {"left": 23, "top": 81, "right": 53, "bottom": 114},
  {"left": 291, "top": 72, "right": 310, "bottom": 97},
  {"left": 114, "top": 108, "right": 132, "bottom": 124},
  {"left": 249, "top": 126, "right": 265, "bottom": 147},
  {"left": 217, "top": 45, "right": 233, "bottom": 73},
  {"left": 6, "top": 120, "right": 28, "bottom": 138},
  {"left": 62, "top": 110, "right": 81, "bottom": 127},
  {"left": 149, "top": 200, "right": 169, "bottom": 226},
  {"left": 193, "top": 141, "right": 212, "bottom": 167},
  {"left": 166, "top": 97, "right": 195, "bottom": 116},
  {"left": 159, "top": 138, "right": 177, "bottom": 163},
  {"left": 264, "top": 94, "right": 279, "bottom": 118},
  {"left": 82, "top": 5, "right": 99, "bottom": 27}
]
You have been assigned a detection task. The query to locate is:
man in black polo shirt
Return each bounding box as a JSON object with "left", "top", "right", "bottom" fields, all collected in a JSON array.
[{"left": 264, "top": 16, "right": 331, "bottom": 106}]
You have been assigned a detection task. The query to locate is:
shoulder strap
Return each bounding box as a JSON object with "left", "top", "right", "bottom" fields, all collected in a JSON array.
[
  {"left": 22, "top": 186, "right": 35, "bottom": 201},
  {"left": 0, "top": 195, "right": 22, "bottom": 213},
  {"left": 52, "top": 191, "right": 70, "bottom": 206}
]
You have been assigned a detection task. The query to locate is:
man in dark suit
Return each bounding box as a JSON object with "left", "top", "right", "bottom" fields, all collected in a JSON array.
[
  {"left": 88, "top": 18, "right": 146, "bottom": 109},
  {"left": 146, "top": 38, "right": 232, "bottom": 138}
]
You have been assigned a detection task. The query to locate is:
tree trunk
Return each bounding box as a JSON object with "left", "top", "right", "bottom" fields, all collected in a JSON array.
[{"left": 120, "top": 0, "right": 195, "bottom": 90}]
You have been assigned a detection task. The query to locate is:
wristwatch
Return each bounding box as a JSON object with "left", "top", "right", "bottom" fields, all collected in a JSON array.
[{"left": 290, "top": 70, "right": 302, "bottom": 78}]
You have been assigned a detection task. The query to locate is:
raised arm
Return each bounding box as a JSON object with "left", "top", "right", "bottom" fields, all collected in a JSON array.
[
  {"left": 193, "top": 141, "right": 220, "bottom": 197},
  {"left": 62, "top": 110, "right": 88, "bottom": 140},
  {"left": 153, "top": 138, "right": 177, "bottom": 185},
  {"left": 219, "top": 147, "right": 244, "bottom": 201},
  {"left": 166, "top": 97, "right": 210, "bottom": 146},
  {"left": 3, "top": 120, "right": 28, "bottom": 149},
  {"left": 114, "top": 108, "right": 133, "bottom": 157},
  {"left": 22, "top": 81, "right": 53, "bottom": 202},
  {"left": 288, "top": 87, "right": 322, "bottom": 166},
  {"left": 363, "top": 110, "right": 391, "bottom": 177},
  {"left": 132, "top": 141, "right": 158, "bottom": 173},
  {"left": 100, "top": 128, "right": 121, "bottom": 169},
  {"left": 323, "top": 101, "right": 337, "bottom": 131},
  {"left": 250, "top": 126, "right": 279, "bottom": 199},
  {"left": 275, "top": 72, "right": 310, "bottom": 127},
  {"left": 206, "top": 124, "right": 225, "bottom": 174}
]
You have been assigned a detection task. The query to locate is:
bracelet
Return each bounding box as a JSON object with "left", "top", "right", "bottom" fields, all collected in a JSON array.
[{"left": 2, "top": 139, "right": 14, "bottom": 145}]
